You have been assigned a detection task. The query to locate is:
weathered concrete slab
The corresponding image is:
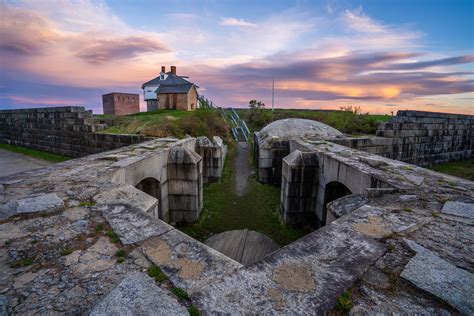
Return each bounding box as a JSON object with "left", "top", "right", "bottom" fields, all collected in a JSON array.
[
  {"left": 334, "top": 205, "right": 423, "bottom": 239},
  {"left": 89, "top": 272, "right": 187, "bottom": 316},
  {"left": 94, "top": 185, "right": 158, "bottom": 217},
  {"left": 192, "top": 223, "right": 386, "bottom": 314},
  {"left": 140, "top": 228, "right": 242, "bottom": 292},
  {"left": 205, "top": 229, "right": 279, "bottom": 265},
  {"left": 99, "top": 204, "right": 174, "bottom": 245},
  {"left": 0, "top": 193, "right": 64, "bottom": 220},
  {"left": 401, "top": 241, "right": 474, "bottom": 315},
  {"left": 441, "top": 201, "right": 474, "bottom": 219},
  {"left": 326, "top": 194, "right": 369, "bottom": 224}
]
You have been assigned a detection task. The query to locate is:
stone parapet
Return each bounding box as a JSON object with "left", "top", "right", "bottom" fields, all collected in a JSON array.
[{"left": 0, "top": 106, "right": 153, "bottom": 157}]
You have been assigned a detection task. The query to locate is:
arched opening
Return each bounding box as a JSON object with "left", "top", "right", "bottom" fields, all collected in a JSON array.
[
  {"left": 135, "top": 177, "right": 161, "bottom": 219},
  {"left": 323, "top": 181, "right": 352, "bottom": 225}
]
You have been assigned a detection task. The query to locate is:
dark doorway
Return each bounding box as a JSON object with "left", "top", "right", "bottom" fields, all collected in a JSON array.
[
  {"left": 323, "top": 181, "right": 352, "bottom": 224},
  {"left": 135, "top": 177, "right": 161, "bottom": 218}
]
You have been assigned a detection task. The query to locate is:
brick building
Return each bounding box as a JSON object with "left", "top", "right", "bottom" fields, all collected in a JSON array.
[
  {"left": 142, "top": 66, "right": 198, "bottom": 112},
  {"left": 102, "top": 92, "right": 140, "bottom": 116}
]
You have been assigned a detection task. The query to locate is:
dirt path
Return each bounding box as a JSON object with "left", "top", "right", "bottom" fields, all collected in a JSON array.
[{"left": 234, "top": 142, "right": 251, "bottom": 196}]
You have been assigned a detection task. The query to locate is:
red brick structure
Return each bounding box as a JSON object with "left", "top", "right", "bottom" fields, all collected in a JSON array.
[{"left": 102, "top": 93, "right": 140, "bottom": 116}]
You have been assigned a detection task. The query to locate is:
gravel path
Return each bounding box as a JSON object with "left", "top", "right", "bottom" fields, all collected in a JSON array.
[{"left": 234, "top": 142, "right": 251, "bottom": 196}]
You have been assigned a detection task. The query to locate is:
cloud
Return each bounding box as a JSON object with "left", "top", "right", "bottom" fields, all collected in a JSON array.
[
  {"left": 189, "top": 51, "right": 474, "bottom": 109},
  {"left": 75, "top": 36, "right": 170, "bottom": 64},
  {"left": 385, "top": 55, "right": 474, "bottom": 70},
  {"left": 0, "top": 1, "right": 472, "bottom": 115},
  {"left": 0, "top": 4, "right": 60, "bottom": 55},
  {"left": 220, "top": 17, "right": 257, "bottom": 27},
  {"left": 343, "top": 7, "right": 386, "bottom": 33}
]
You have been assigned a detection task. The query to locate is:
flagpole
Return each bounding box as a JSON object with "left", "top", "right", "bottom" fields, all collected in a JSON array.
[{"left": 272, "top": 74, "right": 275, "bottom": 112}]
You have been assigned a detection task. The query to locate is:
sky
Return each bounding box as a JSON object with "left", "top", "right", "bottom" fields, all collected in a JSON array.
[{"left": 0, "top": 0, "right": 473, "bottom": 114}]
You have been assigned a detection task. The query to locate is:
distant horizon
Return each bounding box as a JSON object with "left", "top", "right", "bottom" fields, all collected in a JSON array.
[{"left": 1, "top": 0, "right": 473, "bottom": 115}]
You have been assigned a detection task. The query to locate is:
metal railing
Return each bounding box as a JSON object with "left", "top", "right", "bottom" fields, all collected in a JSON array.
[{"left": 228, "top": 108, "right": 250, "bottom": 142}]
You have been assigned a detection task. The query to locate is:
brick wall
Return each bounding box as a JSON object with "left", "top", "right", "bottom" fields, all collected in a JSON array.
[
  {"left": 102, "top": 93, "right": 139, "bottom": 116},
  {"left": 332, "top": 110, "right": 474, "bottom": 166},
  {"left": 0, "top": 106, "right": 153, "bottom": 157}
]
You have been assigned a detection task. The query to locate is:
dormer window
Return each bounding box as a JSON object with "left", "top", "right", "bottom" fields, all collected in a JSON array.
[{"left": 160, "top": 74, "right": 164, "bottom": 80}]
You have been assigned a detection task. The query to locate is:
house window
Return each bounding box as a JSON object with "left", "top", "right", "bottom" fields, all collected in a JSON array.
[{"left": 160, "top": 74, "right": 164, "bottom": 80}]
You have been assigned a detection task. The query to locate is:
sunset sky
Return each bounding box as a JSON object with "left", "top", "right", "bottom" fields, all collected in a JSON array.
[{"left": 0, "top": 0, "right": 473, "bottom": 114}]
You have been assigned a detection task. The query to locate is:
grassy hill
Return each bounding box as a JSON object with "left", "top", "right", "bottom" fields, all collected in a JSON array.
[
  {"left": 237, "top": 108, "right": 391, "bottom": 135},
  {"left": 97, "top": 108, "right": 391, "bottom": 143},
  {"left": 96, "top": 109, "right": 232, "bottom": 142}
]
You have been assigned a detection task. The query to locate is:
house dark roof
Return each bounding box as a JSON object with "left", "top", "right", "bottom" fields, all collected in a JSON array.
[
  {"left": 141, "top": 72, "right": 192, "bottom": 89},
  {"left": 156, "top": 84, "right": 193, "bottom": 94}
]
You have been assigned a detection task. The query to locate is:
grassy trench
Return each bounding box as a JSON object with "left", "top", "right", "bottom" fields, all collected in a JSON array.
[
  {"left": 428, "top": 159, "right": 474, "bottom": 181},
  {"left": 178, "top": 144, "right": 310, "bottom": 246}
]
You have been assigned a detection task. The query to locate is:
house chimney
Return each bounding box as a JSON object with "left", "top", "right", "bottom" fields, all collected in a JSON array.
[
  {"left": 171, "top": 66, "right": 176, "bottom": 75},
  {"left": 161, "top": 66, "right": 166, "bottom": 73}
]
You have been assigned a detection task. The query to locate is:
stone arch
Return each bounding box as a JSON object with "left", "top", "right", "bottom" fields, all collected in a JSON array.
[
  {"left": 322, "top": 181, "right": 352, "bottom": 224},
  {"left": 135, "top": 177, "right": 161, "bottom": 219}
]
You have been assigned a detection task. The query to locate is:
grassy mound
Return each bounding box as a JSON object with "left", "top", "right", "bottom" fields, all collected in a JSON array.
[
  {"left": 238, "top": 108, "right": 391, "bottom": 134},
  {"left": 98, "top": 109, "right": 231, "bottom": 143}
]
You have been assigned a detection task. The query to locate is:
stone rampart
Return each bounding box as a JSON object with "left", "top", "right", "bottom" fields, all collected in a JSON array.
[
  {"left": 332, "top": 110, "right": 474, "bottom": 166},
  {"left": 0, "top": 106, "right": 153, "bottom": 157}
]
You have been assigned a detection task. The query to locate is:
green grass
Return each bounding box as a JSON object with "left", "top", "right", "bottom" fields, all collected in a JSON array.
[
  {"left": 0, "top": 143, "right": 70, "bottom": 162},
  {"left": 170, "top": 287, "right": 189, "bottom": 300},
  {"left": 106, "top": 230, "right": 120, "bottom": 243},
  {"left": 188, "top": 305, "right": 201, "bottom": 316},
  {"left": 335, "top": 291, "right": 353, "bottom": 313},
  {"left": 115, "top": 249, "right": 126, "bottom": 258},
  {"left": 98, "top": 108, "right": 231, "bottom": 143},
  {"left": 78, "top": 201, "right": 96, "bottom": 207},
  {"left": 178, "top": 146, "right": 309, "bottom": 246},
  {"left": 94, "top": 223, "right": 105, "bottom": 232},
  {"left": 12, "top": 257, "right": 34, "bottom": 268},
  {"left": 60, "top": 247, "right": 74, "bottom": 256},
  {"left": 237, "top": 108, "right": 391, "bottom": 135},
  {"left": 147, "top": 264, "right": 168, "bottom": 282},
  {"left": 428, "top": 159, "right": 474, "bottom": 181}
]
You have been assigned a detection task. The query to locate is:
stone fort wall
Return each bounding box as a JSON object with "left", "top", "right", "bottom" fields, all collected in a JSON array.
[
  {"left": 332, "top": 110, "right": 474, "bottom": 166},
  {"left": 0, "top": 106, "right": 153, "bottom": 157}
]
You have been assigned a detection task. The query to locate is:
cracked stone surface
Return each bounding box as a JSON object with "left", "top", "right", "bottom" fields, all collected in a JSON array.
[
  {"left": 99, "top": 204, "right": 174, "bottom": 245},
  {"left": 400, "top": 242, "right": 474, "bottom": 315},
  {"left": 90, "top": 272, "right": 188, "bottom": 316},
  {"left": 441, "top": 201, "right": 474, "bottom": 219},
  {"left": 0, "top": 193, "right": 64, "bottom": 220}
]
